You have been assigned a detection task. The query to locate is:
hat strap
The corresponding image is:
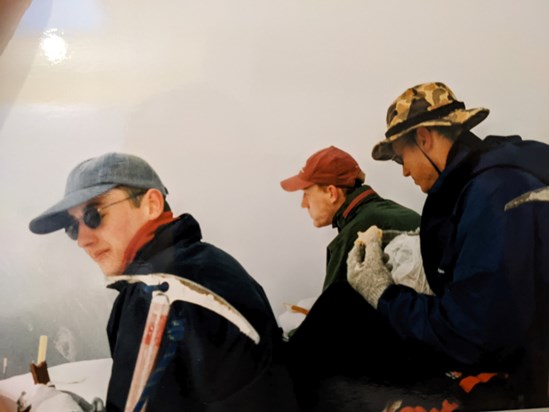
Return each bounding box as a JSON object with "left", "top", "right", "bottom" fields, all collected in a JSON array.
[
  {"left": 385, "top": 100, "right": 465, "bottom": 138},
  {"left": 412, "top": 139, "right": 442, "bottom": 176}
]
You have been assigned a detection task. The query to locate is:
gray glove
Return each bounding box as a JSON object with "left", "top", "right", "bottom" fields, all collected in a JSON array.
[{"left": 347, "top": 225, "right": 393, "bottom": 308}]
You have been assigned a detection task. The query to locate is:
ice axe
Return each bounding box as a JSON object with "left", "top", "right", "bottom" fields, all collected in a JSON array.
[
  {"left": 504, "top": 186, "right": 549, "bottom": 211},
  {"left": 106, "top": 273, "right": 260, "bottom": 412}
]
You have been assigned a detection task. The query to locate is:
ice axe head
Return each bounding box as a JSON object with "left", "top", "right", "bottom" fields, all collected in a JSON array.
[
  {"left": 504, "top": 186, "right": 549, "bottom": 211},
  {"left": 107, "top": 273, "right": 260, "bottom": 344}
]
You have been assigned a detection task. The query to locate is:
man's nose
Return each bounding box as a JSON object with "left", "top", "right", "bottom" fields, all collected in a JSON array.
[{"left": 76, "top": 222, "right": 96, "bottom": 248}]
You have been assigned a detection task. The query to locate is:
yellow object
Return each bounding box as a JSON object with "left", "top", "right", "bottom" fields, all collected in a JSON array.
[{"left": 37, "top": 335, "right": 48, "bottom": 364}]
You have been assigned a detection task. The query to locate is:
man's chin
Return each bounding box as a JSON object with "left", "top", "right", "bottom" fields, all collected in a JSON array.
[{"left": 99, "top": 265, "right": 124, "bottom": 277}]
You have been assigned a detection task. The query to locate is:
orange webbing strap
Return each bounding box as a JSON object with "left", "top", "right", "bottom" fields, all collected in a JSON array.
[
  {"left": 399, "top": 399, "right": 459, "bottom": 412},
  {"left": 458, "top": 372, "right": 497, "bottom": 393}
]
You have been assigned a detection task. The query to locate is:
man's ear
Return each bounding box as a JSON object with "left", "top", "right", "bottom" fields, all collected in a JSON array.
[
  {"left": 327, "top": 185, "right": 343, "bottom": 203},
  {"left": 416, "top": 127, "right": 433, "bottom": 150},
  {"left": 141, "top": 189, "right": 164, "bottom": 220}
]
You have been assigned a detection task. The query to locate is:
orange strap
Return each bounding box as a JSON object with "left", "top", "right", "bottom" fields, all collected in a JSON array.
[
  {"left": 121, "top": 211, "right": 178, "bottom": 271},
  {"left": 399, "top": 399, "right": 459, "bottom": 412},
  {"left": 459, "top": 372, "right": 497, "bottom": 393},
  {"left": 289, "top": 305, "right": 310, "bottom": 315}
]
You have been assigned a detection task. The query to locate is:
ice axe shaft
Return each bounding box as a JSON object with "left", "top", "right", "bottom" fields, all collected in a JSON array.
[
  {"left": 106, "top": 273, "right": 261, "bottom": 412},
  {"left": 124, "top": 293, "right": 169, "bottom": 412}
]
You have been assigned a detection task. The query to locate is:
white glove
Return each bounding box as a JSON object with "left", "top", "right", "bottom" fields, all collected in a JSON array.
[
  {"left": 22, "top": 384, "right": 105, "bottom": 412},
  {"left": 28, "top": 384, "right": 85, "bottom": 411},
  {"left": 347, "top": 225, "right": 393, "bottom": 308}
]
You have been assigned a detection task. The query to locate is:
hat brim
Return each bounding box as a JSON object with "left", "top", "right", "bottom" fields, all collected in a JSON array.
[
  {"left": 29, "top": 183, "right": 117, "bottom": 234},
  {"left": 372, "top": 107, "right": 489, "bottom": 161},
  {"left": 280, "top": 175, "right": 314, "bottom": 192}
]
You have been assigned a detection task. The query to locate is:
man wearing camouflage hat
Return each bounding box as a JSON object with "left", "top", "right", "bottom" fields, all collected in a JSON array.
[{"left": 347, "top": 82, "right": 549, "bottom": 409}]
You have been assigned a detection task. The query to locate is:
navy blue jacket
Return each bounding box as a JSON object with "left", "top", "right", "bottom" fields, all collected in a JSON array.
[
  {"left": 378, "top": 132, "right": 549, "bottom": 405},
  {"left": 105, "top": 214, "right": 299, "bottom": 411}
]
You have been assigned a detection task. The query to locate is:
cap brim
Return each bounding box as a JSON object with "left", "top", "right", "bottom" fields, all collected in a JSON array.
[
  {"left": 280, "top": 175, "right": 314, "bottom": 192},
  {"left": 371, "top": 107, "right": 489, "bottom": 161},
  {"left": 29, "top": 183, "right": 117, "bottom": 234}
]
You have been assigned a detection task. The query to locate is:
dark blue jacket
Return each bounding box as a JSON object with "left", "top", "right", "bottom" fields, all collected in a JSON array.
[
  {"left": 378, "top": 132, "right": 549, "bottom": 405},
  {"left": 105, "top": 214, "right": 299, "bottom": 411}
]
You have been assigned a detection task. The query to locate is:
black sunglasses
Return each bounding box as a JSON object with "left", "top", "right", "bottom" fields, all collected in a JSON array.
[
  {"left": 391, "top": 137, "right": 420, "bottom": 165},
  {"left": 391, "top": 153, "right": 403, "bottom": 165},
  {"left": 65, "top": 194, "right": 140, "bottom": 240}
]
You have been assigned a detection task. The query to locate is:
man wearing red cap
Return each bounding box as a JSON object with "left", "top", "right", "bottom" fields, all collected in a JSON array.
[{"left": 280, "top": 146, "right": 420, "bottom": 410}]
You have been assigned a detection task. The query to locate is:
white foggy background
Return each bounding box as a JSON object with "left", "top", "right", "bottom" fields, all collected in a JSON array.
[{"left": 1, "top": 0, "right": 548, "bottom": 377}]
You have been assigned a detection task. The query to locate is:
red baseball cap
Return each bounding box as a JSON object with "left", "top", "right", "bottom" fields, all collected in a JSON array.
[{"left": 280, "top": 146, "right": 365, "bottom": 192}]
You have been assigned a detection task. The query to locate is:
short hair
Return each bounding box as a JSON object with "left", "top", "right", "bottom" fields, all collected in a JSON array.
[
  {"left": 429, "top": 125, "right": 462, "bottom": 142},
  {"left": 317, "top": 179, "right": 363, "bottom": 196},
  {"left": 117, "top": 185, "right": 171, "bottom": 212},
  {"left": 403, "top": 125, "right": 462, "bottom": 145},
  {"left": 340, "top": 179, "right": 364, "bottom": 195}
]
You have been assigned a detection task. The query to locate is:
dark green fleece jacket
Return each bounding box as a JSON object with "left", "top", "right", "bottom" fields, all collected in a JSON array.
[{"left": 323, "top": 185, "right": 420, "bottom": 289}]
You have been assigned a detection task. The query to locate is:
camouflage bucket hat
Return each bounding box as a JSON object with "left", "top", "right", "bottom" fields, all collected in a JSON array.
[{"left": 372, "top": 82, "right": 490, "bottom": 161}]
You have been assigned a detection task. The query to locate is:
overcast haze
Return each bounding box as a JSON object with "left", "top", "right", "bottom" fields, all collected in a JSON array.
[{"left": 1, "top": 0, "right": 548, "bottom": 377}]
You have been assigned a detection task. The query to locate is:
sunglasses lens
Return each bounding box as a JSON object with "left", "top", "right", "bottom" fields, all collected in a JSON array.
[
  {"left": 392, "top": 155, "right": 403, "bottom": 165},
  {"left": 65, "top": 207, "right": 102, "bottom": 241},
  {"left": 65, "top": 221, "right": 79, "bottom": 240},
  {"left": 83, "top": 207, "right": 102, "bottom": 229}
]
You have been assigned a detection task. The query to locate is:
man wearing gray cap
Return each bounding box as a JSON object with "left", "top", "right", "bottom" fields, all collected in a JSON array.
[
  {"left": 29, "top": 153, "right": 299, "bottom": 412},
  {"left": 347, "top": 82, "right": 549, "bottom": 409}
]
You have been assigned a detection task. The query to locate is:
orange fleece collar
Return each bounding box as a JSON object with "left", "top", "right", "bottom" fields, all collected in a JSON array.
[{"left": 121, "top": 211, "right": 178, "bottom": 272}]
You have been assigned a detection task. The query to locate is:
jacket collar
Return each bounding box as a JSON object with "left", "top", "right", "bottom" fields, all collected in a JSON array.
[
  {"left": 428, "top": 131, "right": 486, "bottom": 195},
  {"left": 332, "top": 185, "right": 378, "bottom": 230},
  {"left": 123, "top": 213, "right": 202, "bottom": 274}
]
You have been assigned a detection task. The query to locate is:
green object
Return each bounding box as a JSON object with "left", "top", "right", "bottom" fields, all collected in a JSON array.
[{"left": 323, "top": 185, "right": 420, "bottom": 290}]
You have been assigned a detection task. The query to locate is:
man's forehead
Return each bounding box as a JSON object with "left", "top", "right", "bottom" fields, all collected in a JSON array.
[
  {"left": 68, "top": 189, "right": 119, "bottom": 214},
  {"left": 303, "top": 184, "right": 319, "bottom": 192},
  {"left": 392, "top": 137, "right": 411, "bottom": 151},
  {"left": 303, "top": 184, "right": 331, "bottom": 194}
]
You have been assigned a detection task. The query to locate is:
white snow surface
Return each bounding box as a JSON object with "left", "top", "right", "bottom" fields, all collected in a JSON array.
[{"left": 0, "top": 358, "right": 111, "bottom": 404}]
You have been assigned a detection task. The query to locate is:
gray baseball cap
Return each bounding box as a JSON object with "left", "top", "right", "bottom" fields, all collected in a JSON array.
[{"left": 29, "top": 152, "right": 168, "bottom": 234}]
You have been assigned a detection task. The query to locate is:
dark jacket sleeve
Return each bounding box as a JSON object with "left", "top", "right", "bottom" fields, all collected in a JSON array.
[{"left": 378, "top": 168, "right": 542, "bottom": 366}]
